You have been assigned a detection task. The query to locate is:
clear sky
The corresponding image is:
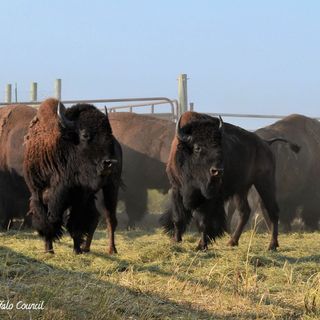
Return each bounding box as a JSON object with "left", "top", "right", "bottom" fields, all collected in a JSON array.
[{"left": 1, "top": 1, "right": 320, "bottom": 128}]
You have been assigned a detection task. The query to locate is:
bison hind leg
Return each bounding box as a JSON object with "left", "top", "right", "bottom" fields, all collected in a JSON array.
[
  {"left": 228, "top": 193, "right": 251, "bottom": 247},
  {"left": 124, "top": 188, "right": 148, "bottom": 230}
]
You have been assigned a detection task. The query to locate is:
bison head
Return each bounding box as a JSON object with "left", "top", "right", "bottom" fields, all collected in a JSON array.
[
  {"left": 176, "top": 116, "right": 224, "bottom": 203},
  {"left": 58, "top": 102, "right": 119, "bottom": 187}
]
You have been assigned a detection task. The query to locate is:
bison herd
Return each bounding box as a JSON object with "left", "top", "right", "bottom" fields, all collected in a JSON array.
[{"left": 0, "top": 98, "right": 319, "bottom": 254}]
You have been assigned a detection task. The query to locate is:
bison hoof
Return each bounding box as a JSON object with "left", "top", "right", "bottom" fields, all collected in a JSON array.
[
  {"left": 73, "top": 248, "right": 83, "bottom": 255},
  {"left": 268, "top": 241, "right": 279, "bottom": 251},
  {"left": 228, "top": 239, "right": 239, "bottom": 247},
  {"left": 196, "top": 246, "right": 208, "bottom": 251},
  {"left": 108, "top": 246, "right": 118, "bottom": 254},
  {"left": 196, "top": 243, "right": 208, "bottom": 251},
  {"left": 81, "top": 247, "right": 90, "bottom": 253},
  {"left": 126, "top": 224, "right": 136, "bottom": 231},
  {"left": 173, "top": 234, "right": 182, "bottom": 242}
]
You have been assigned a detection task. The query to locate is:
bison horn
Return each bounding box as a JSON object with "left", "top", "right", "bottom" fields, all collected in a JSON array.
[
  {"left": 176, "top": 115, "right": 192, "bottom": 143},
  {"left": 104, "top": 105, "right": 113, "bottom": 134},
  {"left": 57, "top": 102, "right": 75, "bottom": 129},
  {"left": 218, "top": 116, "right": 224, "bottom": 130}
]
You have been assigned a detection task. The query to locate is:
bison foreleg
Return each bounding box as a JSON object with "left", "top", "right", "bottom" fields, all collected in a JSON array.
[
  {"left": 81, "top": 205, "right": 100, "bottom": 253},
  {"left": 45, "top": 239, "right": 54, "bottom": 254}
]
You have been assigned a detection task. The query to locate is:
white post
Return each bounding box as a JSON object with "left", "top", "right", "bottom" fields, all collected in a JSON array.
[
  {"left": 54, "top": 79, "right": 61, "bottom": 100},
  {"left": 178, "top": 74, "right": 188, "bottom": 118},
  {"left": 30, "top": 82, "right": 37, "bottom": 102},
  {"left": 14, "top": 83, "right": 18, "bottom": 102},
  {"left": 5, "top": 84, "right": 12, "bottom": 103}
]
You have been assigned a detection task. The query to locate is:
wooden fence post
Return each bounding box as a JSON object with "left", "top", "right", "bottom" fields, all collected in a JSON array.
[
  {"left": 30, "top": 82, "right": 37, "bottom": 102},
  {"left": 54, "top": 79, "right": 61, "bottom": 100},
  {"left": 5, "top": 84, "right": 12, "bottom": 103},
  {"left": 178, "top": 74, "right": 188, "bottom": 118}
]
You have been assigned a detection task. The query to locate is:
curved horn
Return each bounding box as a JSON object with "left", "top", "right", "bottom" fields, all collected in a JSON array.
[
  {"left": 57, "top": 102, "right": 75, "bottom": 129},
  {"left": 218, "top": 115, "right": 224, "bottom": 130},
  {"left": 176, "top": 116, "right": 191, "bottom": 143},
  {"left": 104, "top": 105, "right": 112, "bottom": 134}
]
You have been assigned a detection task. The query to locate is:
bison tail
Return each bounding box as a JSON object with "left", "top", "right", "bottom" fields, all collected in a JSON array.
[{"left": 159, "top": 207, "right": 175, "bottom": 235}]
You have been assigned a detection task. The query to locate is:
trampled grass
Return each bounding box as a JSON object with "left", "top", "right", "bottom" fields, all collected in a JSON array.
[{"left": 0, "top": 222, "right": 319, "bottom": 319}]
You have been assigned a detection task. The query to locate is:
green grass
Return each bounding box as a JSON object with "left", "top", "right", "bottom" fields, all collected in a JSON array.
[{"left": 0, "top": 225, "right": 320, "bottom": 319}]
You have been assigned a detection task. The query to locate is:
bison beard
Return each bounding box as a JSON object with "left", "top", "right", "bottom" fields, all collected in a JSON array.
[
  {"left": 160, "top": 111, "right": 299, "bottom": 251},
  {"left": 23, "top": 98, "right": 122, "bottom": 254}
]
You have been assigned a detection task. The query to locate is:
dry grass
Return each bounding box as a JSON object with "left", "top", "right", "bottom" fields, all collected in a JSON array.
[{"left": 0, "top": 221, "right": 320, "bottom": 319}]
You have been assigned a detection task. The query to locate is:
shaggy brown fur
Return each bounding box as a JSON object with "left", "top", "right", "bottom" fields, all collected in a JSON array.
[
  {"left": 24, "top": 98, "right": 122, "bottom": 254},
  {"left": 161, "top": 111, "right": 284, "bottom": 251}
]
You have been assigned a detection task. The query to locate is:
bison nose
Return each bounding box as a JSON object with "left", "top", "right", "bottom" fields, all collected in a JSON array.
[
  {"left": 210, "top": 167, "right": 224, "bottom": 177},
  {"left": 102, "top": 159, "right": 118, "bottom": 169}
]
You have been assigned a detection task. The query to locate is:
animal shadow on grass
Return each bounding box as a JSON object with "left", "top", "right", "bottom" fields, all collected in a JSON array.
[
  {"left": 271, "top": 253, "right": 320, "bottom": 264},
  {"left": 0, "top": 229, "right": 39, "bottom": 240},
  {"left": 0, "top": 245, "right": 221, "bottom": 320},
  {"left": 76, "top": 242, "right": 304, "bottom": 318}
]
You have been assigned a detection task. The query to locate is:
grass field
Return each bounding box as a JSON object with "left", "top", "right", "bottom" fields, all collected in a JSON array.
[{"left": 0, "top": 221, "right": 320, "bottom": 320}]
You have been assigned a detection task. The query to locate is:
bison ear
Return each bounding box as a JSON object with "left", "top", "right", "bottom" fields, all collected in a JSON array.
[
  {"left": 57, "top": 102, "right": 76, "bottom": 130},
  {"left": 176, "top": 116, "right": 192, "bottom": 144}
]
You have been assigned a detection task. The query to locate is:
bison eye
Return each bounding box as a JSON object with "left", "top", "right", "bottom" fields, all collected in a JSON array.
[
  {"left": 193, "top": 145, "right": 201, "bottom": 153},
  {"left": 80, "top": 130, "right": 92, "bottom": 142}
]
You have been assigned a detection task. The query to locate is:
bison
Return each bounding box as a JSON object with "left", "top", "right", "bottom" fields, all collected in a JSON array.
[
  {"left": 23, "top": 98, "right": 122, "bottom": 254},
  {"left": 0, "top": 105, "right": 36, "bottom": 229},
  {"left": 160, "top": 111, "right": 299, "bottom": 251},
  {"left": 108, "top": 112, "right": 174, "bottom": 228},
  {"left": 228, "top": 114, "right": 320, "bottom": 231}
]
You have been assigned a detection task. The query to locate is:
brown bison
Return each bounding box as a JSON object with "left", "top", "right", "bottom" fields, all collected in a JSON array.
[
  {"left": 108, "top": 112, "right": 174, "bottom": 228},
  {"left": 0, "top": 105, "right": 36, "bottom": 229},
  {"left": 228, "top": 114, "right": 320, "bottom": 231},
  {"left": 160, "top": 111, "right": 299, "bottom": 251},
  {"left": 23, "top": 98, "right": 122, "bottom": 254}
]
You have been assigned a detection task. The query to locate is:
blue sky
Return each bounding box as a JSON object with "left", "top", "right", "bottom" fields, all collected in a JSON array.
[{"left": 0, "top": 1, "right": 320, "bottom": 128}]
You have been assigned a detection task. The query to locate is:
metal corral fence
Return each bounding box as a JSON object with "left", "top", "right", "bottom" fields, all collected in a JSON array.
[
  {"left": 2, "top": 75, "right": 320, "bottom": 129},
  {"left": 0, "top": 97, "right": 179, "bottom": 121},
  {"left": 0, "top": 76, "right": 186, "bottom": 121}
]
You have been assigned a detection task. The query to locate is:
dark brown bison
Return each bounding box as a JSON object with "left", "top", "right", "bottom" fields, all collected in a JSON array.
[
  {"left": 0, "top": 105, "right": 36, "bottom": 229},
  {"left": 108, "top": 112, "right": 174, "bottom": 228},
  {"left": 160, "top": 111, "right": 299, "bottom": 251},
  {"left": 229, "top": 114, "right": 320, "bottom": 231},
  {"left": 23, "top": 98, "right": 122, "bottom": 254}
]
